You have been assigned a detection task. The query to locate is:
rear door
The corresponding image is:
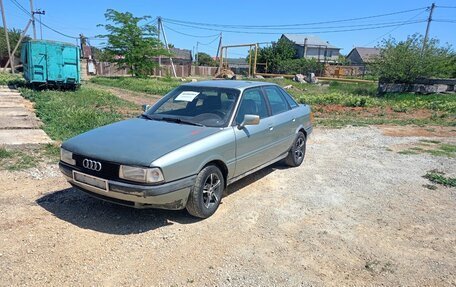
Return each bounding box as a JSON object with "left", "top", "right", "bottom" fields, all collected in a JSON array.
[
  {"left": 46, "top": 43, "right": 64, "bottom": 82},
  {"left": 233, "top": 87, "right": 275, "bottom": 176},
  {"left": 262, "top": 85, "right": 297, "bottom": 157},
  {"left": 62, "top": 45, "right": 79, "bottom": 84}
]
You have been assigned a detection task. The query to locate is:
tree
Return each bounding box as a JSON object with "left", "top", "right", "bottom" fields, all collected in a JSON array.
[
  {"left": 97, "top": 9, "right": 169, "bottom": 77},
  {"left": 0, "top": 27, "right": 30, "bottom": 59},
  {"left": 370, "top": 34, "right": 456, "bottom": 83},
  {"left": 254, "top": 37, "right": 296, "bottom": 73},
  {"left": 197, "top": 52, "right": 216, "bottom": 66}
]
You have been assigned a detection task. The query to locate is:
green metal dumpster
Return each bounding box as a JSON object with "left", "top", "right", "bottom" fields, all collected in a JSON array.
[{"left": 21, "top": 40, "right": 80, "bottom": 89}]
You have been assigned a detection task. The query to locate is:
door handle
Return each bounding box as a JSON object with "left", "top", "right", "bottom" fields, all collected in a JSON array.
[
  {"left": 269, "top": 126, "right": 274, "bottom": 131},
  {"left": 292, "top": 118, "right": 296, "bottom": 122}
]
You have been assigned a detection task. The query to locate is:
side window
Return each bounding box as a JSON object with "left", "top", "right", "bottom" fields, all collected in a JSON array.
[
  {"left": 279, "top": 87, "right": 299, "bottom": 108},
  {"left": 263, "top": 86, "right": 290, "bottom": 115},
  {"left": 235, "top": 88, "right": 268, "bottom": 124}
]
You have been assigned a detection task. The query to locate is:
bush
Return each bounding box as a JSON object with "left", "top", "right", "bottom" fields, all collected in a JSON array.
[
  {"left": 369, "top": 34, "right": 456, "bottom": 83},
  {"left": 276, "top": 58, "right": 323, "bottom": 75}
]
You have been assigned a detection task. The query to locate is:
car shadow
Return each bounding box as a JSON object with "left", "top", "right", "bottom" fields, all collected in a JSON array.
[
  {"left": 36, "top": 162, "right": 287, "bottom": 235},
  {"left": 36, "top": 188, "right": 199, "bottom": 235}
]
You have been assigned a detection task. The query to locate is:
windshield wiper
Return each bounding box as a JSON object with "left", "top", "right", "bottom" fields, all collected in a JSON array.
[
  {"left": 140, "top": 113, "right": 155, "bottom": 120},
  {"left": 160, "top": 117, "right": 205, "bottom": 127}
]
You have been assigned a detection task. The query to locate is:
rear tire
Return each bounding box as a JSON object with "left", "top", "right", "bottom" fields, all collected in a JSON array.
[
  {"left": 186, "top": 165, "right": 225, "bottom": 218},
  {"left": 285, "top": 132, "right": 306, "bottom": 167}
]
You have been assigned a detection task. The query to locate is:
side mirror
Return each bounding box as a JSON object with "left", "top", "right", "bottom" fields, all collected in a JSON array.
[
  {"left": 142, "top": 104, "right": 151, "bottom": 112},
  {"left": 238, "top": 114, "right": 260, "bottom": 129}
]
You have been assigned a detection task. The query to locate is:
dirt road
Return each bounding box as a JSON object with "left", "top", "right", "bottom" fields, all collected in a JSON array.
[{"left": 0, "top": 126, "right": 455, "bottom": 286}]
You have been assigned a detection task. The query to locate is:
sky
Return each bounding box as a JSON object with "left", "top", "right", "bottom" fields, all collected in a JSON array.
[{"left": 4, "top": 0, "right": 456, "bottom": 58}]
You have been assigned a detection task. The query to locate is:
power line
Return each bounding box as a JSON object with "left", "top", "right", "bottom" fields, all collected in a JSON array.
[
  {"left": 163, "top": 24, "right": 220, "bottom": 38},
  {"left": 163, "top": 7, "right": 427, "bottom": 28},
  {"left": 168, "top": 19, "right": 428, "bottom": 31},
  {"left": 197, "top": 36, "right": 220, "bottom": 46},
  {"left": 436, "top": 5, "right": 456, "bottom": 9},
  {"left": 363, "top": 9, "right": 427, "bottom": 46},
  {"left": 434, "top": 19, "right": 456, "bottom": 23},
  {"left": 165, "top": 19, "right": 427, "bottom": 35},
  {"left": 9, "top": 0, "right": 78, "bottom": 39}
]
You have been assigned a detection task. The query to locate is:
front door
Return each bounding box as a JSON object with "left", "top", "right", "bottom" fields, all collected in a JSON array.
[{"left": 233, "top": 87, "right": 275, "bottom": 177}]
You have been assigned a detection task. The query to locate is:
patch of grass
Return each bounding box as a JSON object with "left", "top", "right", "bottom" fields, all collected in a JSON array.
[
  {"left": 0, "top": 147, "right": 14, "bottom": 159},
  {"left": 423, "top": 170, "right": 456, "bottom": 187},
  {"left": 0, "top": 72, "right": 25, "bottom": 86},
  {"left": 398, "top": 150, "right": 418, "bottom": 155},
  {"left": 21, "top": 86, "right": 138, "bottom": 141},
  {"left": 90, "top": 76, "right": 181, "bottom": 95},
  {"left": 419, "top": 139, "right": 441, "bottom": 144},
  {"left": 398, "top": 142, "right": 456, "bottom": 158},
  {"left": 43, "top": 144, "right": 60, "bottom": 162},
  {"left": 427, "top": 144, "right": 456, "bottom": 158},
  {"left": 6, "top": 153, "right": 37, "bottom": 171},
  {"left": 423, "top": 184, "right": 438, "bottom": 190},
  {"left": 0, "top": 144, "right": 63, "bottom": 171}
]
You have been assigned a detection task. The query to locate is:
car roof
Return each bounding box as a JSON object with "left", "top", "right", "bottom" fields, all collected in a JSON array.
[{"left": 182, "top": 80, "right": 278, "bottom": 90}]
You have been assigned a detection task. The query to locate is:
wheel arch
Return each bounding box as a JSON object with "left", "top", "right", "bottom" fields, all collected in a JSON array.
[{"left": 201, "top": 160, "right": 229, "bottom": 188}]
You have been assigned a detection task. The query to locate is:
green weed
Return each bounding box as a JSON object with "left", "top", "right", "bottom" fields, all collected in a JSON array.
[{"left": 423, "top": 170, "right": 456, "bottom": 187}]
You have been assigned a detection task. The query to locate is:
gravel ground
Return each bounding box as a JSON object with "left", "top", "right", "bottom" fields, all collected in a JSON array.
[{"left": 0, "top": 126, "right": 455, "bottom": 286}]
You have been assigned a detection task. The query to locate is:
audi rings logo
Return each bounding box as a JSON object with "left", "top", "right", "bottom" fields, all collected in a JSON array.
[{"left": 82, "top": 159, "right": 102, "bottom": 171}]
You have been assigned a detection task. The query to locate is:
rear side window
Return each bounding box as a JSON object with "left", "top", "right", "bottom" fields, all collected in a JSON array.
[
  {"left": 263, "top": 86, "right": 290, "bottom": 115},
  {"left": 279, "top": 87, "right": 299, "bottom": 108}
]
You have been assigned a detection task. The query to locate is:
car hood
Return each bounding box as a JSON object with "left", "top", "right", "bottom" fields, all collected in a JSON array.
[{"left": 62, "top": 118, "right": 219, "bottom": 166}]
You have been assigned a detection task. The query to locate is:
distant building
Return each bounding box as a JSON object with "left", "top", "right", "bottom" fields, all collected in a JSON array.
[
  {"left": 156, "top": 47, "right": 193, "bottom": 65},
  {"left": 346, "top": 47, "right": 380, "bottom": 65},
  {"left": 280, "top": 34, "right": 341, "bottom": 63},
  {"left": 226, "top": 58, "right": 249, "bottom": 75}
]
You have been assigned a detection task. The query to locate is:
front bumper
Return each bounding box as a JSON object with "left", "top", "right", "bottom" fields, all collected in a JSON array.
[{"left": 59, "top": 162, "right": 195, "bottom": 210}]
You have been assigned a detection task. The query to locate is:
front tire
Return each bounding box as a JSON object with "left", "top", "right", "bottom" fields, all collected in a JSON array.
[
  {"left": 285, "top": 132, "right": 306, "bottom": 167},
  {"left": 186, "top": 165, "right": 225, "bottom": 218}
]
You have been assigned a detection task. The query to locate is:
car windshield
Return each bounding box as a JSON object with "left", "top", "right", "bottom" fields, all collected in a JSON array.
[{"left": 144, "top": 86, "right": 240, "bottom": 127}]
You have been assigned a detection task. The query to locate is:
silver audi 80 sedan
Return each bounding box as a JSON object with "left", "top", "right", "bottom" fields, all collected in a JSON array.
[{"left": 59, "top": 80, "right": 313, "bottom": 218}]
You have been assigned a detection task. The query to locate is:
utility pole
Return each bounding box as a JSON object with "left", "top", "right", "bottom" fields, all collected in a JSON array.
[
  {"left": 159, "top": 19, "right": 177, "bottom": 78},
  {"left": 157, "top": 17, "right": 162, "bottom": 76},
  {"left": 422, "top": 3, "right": 435, "bottom": 53},
  {"left": 195, "top": 41, "right": 199, "bottom": 65},
  {"left": 34, "top": 9, "right": 45, "bottom": 40},
  {"left": 29, "top": 0, "right": 36, "bottom": 39},
  {"left": 0, "top": 0, "right": 14, "bottom": 74},
  {"left": 215, "top": 32, "right": 222, "bottom": 74}
]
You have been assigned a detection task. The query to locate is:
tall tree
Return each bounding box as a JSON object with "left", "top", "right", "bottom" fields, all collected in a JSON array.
[
  {"left": 97, "top": 9, "right": 169, "bottom": 77},
  {"left": 254, "top": 37, "right": 296, "bottom": 73}
]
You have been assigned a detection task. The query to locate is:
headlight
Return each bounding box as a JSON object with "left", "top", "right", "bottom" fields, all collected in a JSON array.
[
  {"left": 60, "top": 148, "right": 75, "bottom": 165},
  {"left": 119, "top": 165, "right": 164, "bottom": 183}
]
